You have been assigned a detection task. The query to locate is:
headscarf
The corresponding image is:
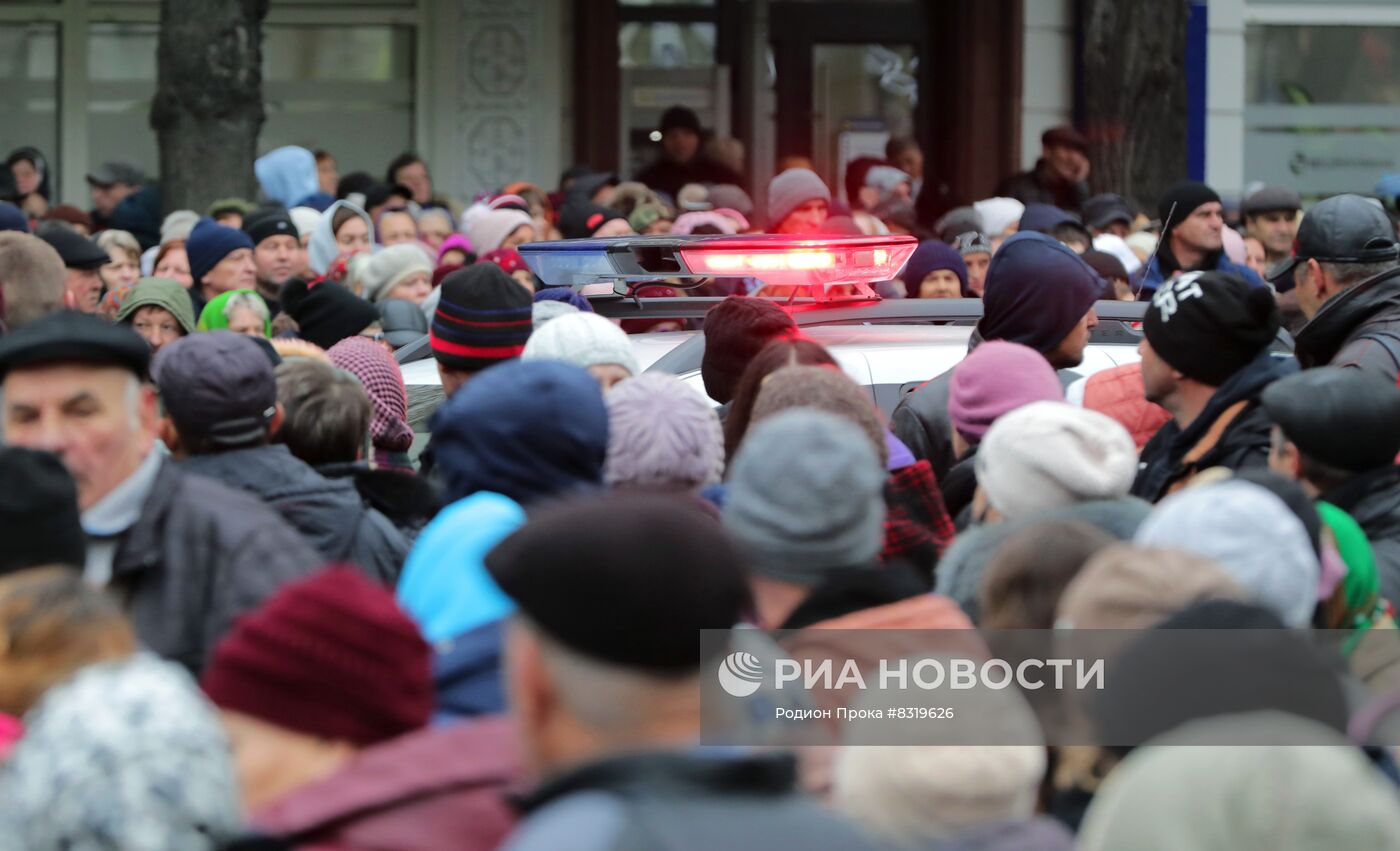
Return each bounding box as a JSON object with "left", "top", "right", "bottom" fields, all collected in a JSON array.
[
  {"left": 0, "top": 654, "right": 241, "bottom": 850},
  {"left": 308, "top": 199, "right": 373, "bottom": 275},
  {"left": 5, "top": 147, "right": 51, "bottom": 201},
  {"left": 197, "top": 288, "right": 272, "bottom": 336},
  {"left": 1317, "top": 501, "right": 1395, "bottom": 655},
  {"left": 327, "top": 336, "right": 415, "bottom": 467},
  {"left": 115, "top": 277, "right": 198, "bottom": 335}
]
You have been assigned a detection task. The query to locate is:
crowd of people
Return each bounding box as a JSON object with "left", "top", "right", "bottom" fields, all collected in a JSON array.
[{"left": 3, "top": 105, "right": 1400, "bottom": 848}]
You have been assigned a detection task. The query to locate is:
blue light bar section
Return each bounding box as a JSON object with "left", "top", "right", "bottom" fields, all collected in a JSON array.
[{"left": 517, "top": 244, "right": 619, "bottom": 287}]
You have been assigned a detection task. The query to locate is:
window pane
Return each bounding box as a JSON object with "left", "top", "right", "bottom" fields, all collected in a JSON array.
[
  {"left": 0, "top": 24, "right": 59, "bottom": 179},
  {"left": 262, "top": 26, "right": 415, "bottom": 176},
  {"left": 84, "top": 23, "right": 414, "bottom": 187},
  {"left": 1244, "top": 25, "right": 1400, "bottom": 198},
  {"left": 619, "top": 22, "right": 717, "bottom": 68}
]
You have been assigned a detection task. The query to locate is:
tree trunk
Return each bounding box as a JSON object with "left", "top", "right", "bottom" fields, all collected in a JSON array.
[
  {"left": 1080, "top": 0, "right": 1190, "bottom": 212},
  {"left": 150, "top": 0, "right": 268, "bottom": 215}
]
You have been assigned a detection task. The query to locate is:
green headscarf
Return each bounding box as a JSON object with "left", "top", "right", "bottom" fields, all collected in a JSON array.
[
  {"left": 197, "top": 288, "right": 271, "bottom": 337},
  {"left": 114, "top": 277, "right": 196, "bottom": 335},
  {"left": 1316, "top": 501, "right": 1387, "bottom": 654}
]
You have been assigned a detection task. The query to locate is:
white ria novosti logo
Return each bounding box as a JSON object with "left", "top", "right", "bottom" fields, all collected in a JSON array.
[{"left": 717, "top": 651, "right": 764, "bottom": 697}]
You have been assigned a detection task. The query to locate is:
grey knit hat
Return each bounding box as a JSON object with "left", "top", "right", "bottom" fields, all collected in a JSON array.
[
  {"left": 723, "top": 408, "right": 885, "bottom": 583},
  {"left": 604, "top": 372, "right": 723, "bottom": 493},
  {"left": 532, "top": 299, "right": 580, "bottom": 329},
  {"left": 767, "top": 168, "right": 832, "bottom": 229}
]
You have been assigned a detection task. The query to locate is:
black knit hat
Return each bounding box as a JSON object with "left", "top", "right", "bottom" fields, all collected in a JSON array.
[
  {"left": 485, "top": 493, "right": 751, "bottom": 672},
  {"left": 1143, "top": 271, "right": 1279, "bottom": 386},
  {"left": 429, "top": 264, "right": 533, "bottom": 372},
  {"left": 1157, "top": 181, "right": 1222, "bottom": 237},
  {"left": 659, "top": 105, "right": 702, "bottom": 136},
  {"left": 700, "top": 296, "right": 797, "bottom": 404},
  {"left": 0, "top": 447, "right": 84, "bottom": 575},
  {"left": 281, "top": 277, "right": 380, "bottom": 351},
  {"left": 1262, "top": 367, "right": 1400, "bottom": 473},
  {"left": 558, "top": 202, "right": 626, "bottom": 240},
  {"left": 243, "top": 208, "right": 299, "bottom": 246}
]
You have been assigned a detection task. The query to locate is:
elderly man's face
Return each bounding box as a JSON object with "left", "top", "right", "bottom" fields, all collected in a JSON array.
[{"left": 3, "top": 365, "right": 156, "bottom": 510}]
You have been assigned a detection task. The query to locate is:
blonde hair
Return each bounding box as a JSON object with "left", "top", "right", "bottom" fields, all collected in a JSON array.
[
  {"left": 96, "top": 229, "right": 141, "bottom": 264},
  {"left": 0, "top": 568, "right": 136, "bottom": 717}
]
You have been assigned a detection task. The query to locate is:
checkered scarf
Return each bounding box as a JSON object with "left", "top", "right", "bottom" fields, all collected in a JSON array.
[{"left": 328, "top": 336, "right": 414, "bottom": 460}]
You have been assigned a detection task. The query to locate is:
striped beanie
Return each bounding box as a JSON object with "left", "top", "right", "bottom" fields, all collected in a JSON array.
[{"left": 430, "top": 263, "right": 534, "bottom": 372}]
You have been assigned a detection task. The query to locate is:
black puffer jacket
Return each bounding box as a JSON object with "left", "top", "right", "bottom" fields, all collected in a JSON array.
[
  {"left": 1325, "top": 466, "right": 1400, "bottom": 606},
  {"left": 1294, "top": 266, "right": 1400, "bottom": 378},
  {"left": 993, "top": 159, "right": 1088, "bottom": 213},
  {"left": 1132, "top": 354, "right": 1296, "bottom": 502},
  {"left": 111, "top": 456, "right": 322, "bottom": 673},
  {"left": 181, "top": 444, "right": 408, "bottom": 584}
]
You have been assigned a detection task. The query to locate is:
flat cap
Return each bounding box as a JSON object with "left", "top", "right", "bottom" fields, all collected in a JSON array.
[
  {"left": 86, "top": 161, "right": 145, "bottom": 187},
  {"left": 0, "top": 310, "right": 150, "bottom": 379},
  {"left": 1242, "top": 185, "right": 1301, "bottom": 216},
  {"left": 151, "top": 331, "right": 277, "bottom": 447},
  {"left": 485, "top": 492, "right": 752, "bottom": 672},
  {"left": 38, "top": 227, "right": 109, "bottom": 270},
  {"left": 1261, "top": 367, "right": 1400, "bottom": 473}
]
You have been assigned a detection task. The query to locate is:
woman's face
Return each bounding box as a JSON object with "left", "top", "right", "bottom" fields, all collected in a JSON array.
[
  {"left": 10, "top": 158, "right": 40, "bottom": 196},
  {"left": 378, "top": 211, "right": 418, "bottom": 247},
  {"left": 335, "top": 216, "right": 371, "bottom": 257},
  {"left": 386, "top": 271, "right": 432, "bottom": 306},
  {"left": 154, "top": 246, "right": 193, "bottom": 288},
  {"left": 419, "top": 216, "right": 453, "bottom": 250},
  {"left": 102, "top": 247, "right": 141, "bottom": 290},
  {"left": 129, "top": 305, "right": 184, "bottom": 352},
  {"left": 439, "top": 249, "right": 467, "bottom": 267},
  {"left": 500, "top": 224, "right": 536, "bottom": 250},
  {"left": 226, "top": 306, "right": 265, "bottom": 337}
]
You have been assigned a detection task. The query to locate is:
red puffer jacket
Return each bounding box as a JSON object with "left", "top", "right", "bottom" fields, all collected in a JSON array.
[{"left": 1081, "top": 362, "right": 1172, "bottom": 449}]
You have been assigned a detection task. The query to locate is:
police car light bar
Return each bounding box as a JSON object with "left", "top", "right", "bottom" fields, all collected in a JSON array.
[{"left": 517, "top": 234, "right": 918, "bottom": 292}]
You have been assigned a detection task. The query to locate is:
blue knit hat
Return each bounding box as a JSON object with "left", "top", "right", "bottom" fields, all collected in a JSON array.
[
  {"left": 186, "top": 217, "right": 254, "bottom": 284},
  {"left": 533, "top": 286, "right": 595, "bottom": 313},
  {"left": 979, "top": 231, "right": 1101, "bottom": 354},
  {"left": 900, "top": 239, "right": 969, "bottom": 297}
]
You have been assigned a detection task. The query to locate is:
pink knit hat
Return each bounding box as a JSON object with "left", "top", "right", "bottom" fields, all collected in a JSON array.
[{"left": 948, "top": 340, "right": 1063, "bottom": 441}]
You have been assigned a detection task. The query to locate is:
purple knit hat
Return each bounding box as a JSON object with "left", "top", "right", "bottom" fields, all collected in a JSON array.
[
  {"left": 948, "top": 340, "right": 1063, "bottom": 441},
  {"left": 327, "top": 336, "right": 414, "bottom": 465}
]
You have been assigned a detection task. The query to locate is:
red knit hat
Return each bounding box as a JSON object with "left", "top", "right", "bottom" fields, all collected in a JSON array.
[{"left": 201, "top": 566, "right": 432, "bottom": 746}]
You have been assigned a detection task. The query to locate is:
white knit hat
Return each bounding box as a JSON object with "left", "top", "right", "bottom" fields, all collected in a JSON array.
[
  {"left": 362, "top": 243, "right": 432, "bottom": 303},
  {"left": 522, "top": 311, "right": 640, "bottom": 377},
  {"left": 464, "top": 208, "right": 533, "bottom": 255},
  {"left": 972, "top": 197, "right": 1025, "bottom": 236},
  {"left": 975, "top": 401, "right": 1137, "bottom": 520}
]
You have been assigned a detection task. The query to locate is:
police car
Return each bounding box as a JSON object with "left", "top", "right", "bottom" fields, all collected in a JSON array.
[{"left": 399, "top": 234, "right": 1148, "bottom": 434}]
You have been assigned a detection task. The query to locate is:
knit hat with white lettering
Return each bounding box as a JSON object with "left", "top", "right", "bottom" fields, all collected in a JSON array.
[{"left": 1142, "top": 271, "right": 1279, "bottom": 386}]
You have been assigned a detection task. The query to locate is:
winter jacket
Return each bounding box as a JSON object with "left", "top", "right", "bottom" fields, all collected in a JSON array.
[
  {"left": 928, "top": 817, "right": 1074, "bottom": 851},
  {"left": 317, "top": 461, "right": 443, "bottom": 545},
  {"left": 110, "top": 456, "right": 323, "bottom": 673},
  {"left": 181, "top": 444, "right": 408, "bottom": 585},
  {"left": 633, "top": 157, "right": 744, "bottom": 203},
  {"left": 252, "top": 716, "right": 521, "bottom": 851},
  {"left": 1325, "top": 466, "right": 1400, "bottom": 608},
  {"left": 501, "top": 751, "right": 882, "bottom": 851},
  {"left": 994, "top": 159, "right": 1088, "bottom": 213},
  {"left": 1079, "top": 363, "right": 1172, "bottom": 449},
  {"left": 883, "top": 459, "right": 956, "bottom": 584},
  {"left": 1131, "top": 249, "right": 1264, "bottom": 295},
  {"left": 395, "top": 492, "right": 526, "bottom": 721},
  {"left": 940, "top": 449, "right": 978, "bottom": 525},
  {"left": 1131, "top": 353, "right": 1296, "bottom": 502},
  {"left": 1294, "top": 266, "right": 1400, "bottom": 379}
]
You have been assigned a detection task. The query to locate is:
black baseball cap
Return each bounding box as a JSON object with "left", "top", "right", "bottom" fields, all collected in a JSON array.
[
  {"left": 1083, "top": 193, "right": 1134, "bottom": 230},
  {"left": 151, "top": 331, "right": 277, "bottom": 447},
  {"left": 1267, "top": 193, "right": 1400, "bottom": 284}
]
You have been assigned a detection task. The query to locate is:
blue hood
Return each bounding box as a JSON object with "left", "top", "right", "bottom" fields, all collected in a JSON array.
[
  {"left": 978, "top": 231, "right": 1101, "bottom": 354},
  {"left": 396, "top": 491, "right": 525, "bottom": 644},
  {"left": 1019, "top": 202, "right": 1082, "bottom": 234},
  {"left": 255, "top": 146, "right": 320, "bottom": 208},
  {"left": 431, "top": 359, "right": 609, "bottom": 506}
]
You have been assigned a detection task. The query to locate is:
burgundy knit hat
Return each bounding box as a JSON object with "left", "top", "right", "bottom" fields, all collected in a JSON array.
[
  {"left": 700, "top": 296, "right": 797, "bottom": 404},
  {"left": 201, "top": 566, "right": 432, "bottom": 746},
  {"left": 327, "top": 336, "right": 414, "bottom": 461}
]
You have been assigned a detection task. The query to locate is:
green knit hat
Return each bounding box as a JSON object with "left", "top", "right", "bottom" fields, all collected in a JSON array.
[
  {"left": 114, "top": 277, "right": 197, "bottom": 335},
  {"left": 197, "top": 288, "right": 272, "bottom": 337}
]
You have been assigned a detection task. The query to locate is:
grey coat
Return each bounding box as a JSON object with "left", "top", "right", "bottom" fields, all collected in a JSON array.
[{"left": 110, "top": 457, "right": 323, "bottom": 673}]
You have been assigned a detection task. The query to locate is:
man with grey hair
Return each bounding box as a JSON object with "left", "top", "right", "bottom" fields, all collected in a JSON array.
[
  {"left": 488, "top": 493, "right": 880, "bottom": 851},
  {"left": 0, "top": 310, "right": 321, "bottom": 673},
  {"left": 0, "top": 231, "right": 66, "bottom": 328},
  {"left": 1272, "top": 193, "right": 1400, "bottom": 378}
]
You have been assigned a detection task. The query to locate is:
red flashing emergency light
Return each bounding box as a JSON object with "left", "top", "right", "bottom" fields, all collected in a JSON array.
[{"left": 517, "top": 234, "right": 918, "bottom": 297}]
